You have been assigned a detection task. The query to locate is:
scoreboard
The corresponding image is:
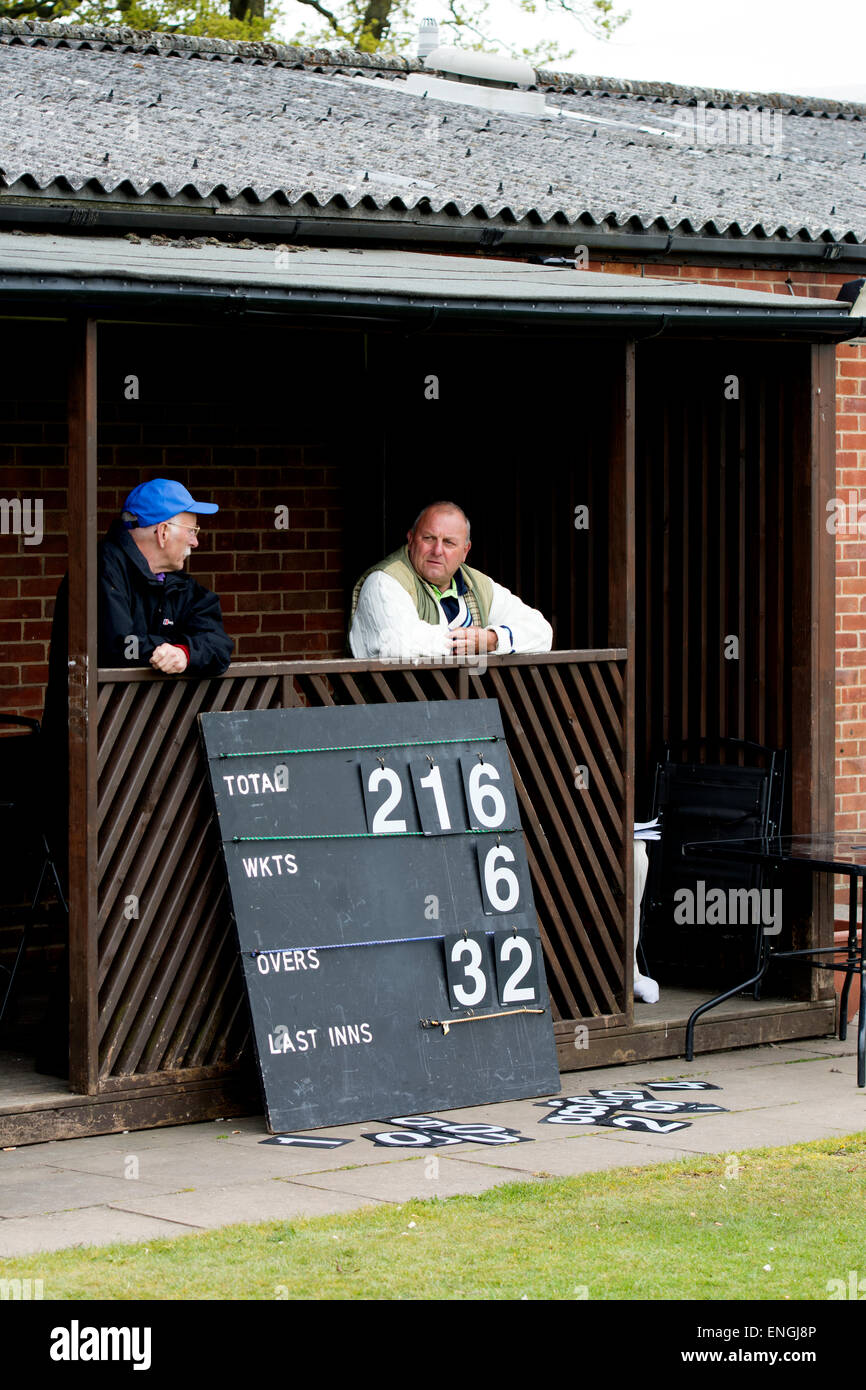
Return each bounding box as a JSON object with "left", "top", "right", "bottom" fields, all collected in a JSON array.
[{"left": 200, "top": 699, "right": 561, "bottom": 1133}]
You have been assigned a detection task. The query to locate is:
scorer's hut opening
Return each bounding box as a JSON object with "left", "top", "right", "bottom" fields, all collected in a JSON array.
[{"left": 0, "top": 240, "right": 859, "bottom": 1142}]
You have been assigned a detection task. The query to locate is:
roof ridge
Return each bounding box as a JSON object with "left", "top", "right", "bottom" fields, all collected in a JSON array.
[
  {"left": 1, "top": 17, "right": 864, "bottom": 118},
  {"left": 0, "top": 16, "right": 414, "bottom": 70},
  {"left": 536, "top": 67, "right": 866, "bottom": 118}
]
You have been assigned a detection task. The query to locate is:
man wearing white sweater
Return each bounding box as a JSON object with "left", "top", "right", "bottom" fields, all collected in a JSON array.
[{"left": 348, "top": 501, "right": 553, "bottom": 662}]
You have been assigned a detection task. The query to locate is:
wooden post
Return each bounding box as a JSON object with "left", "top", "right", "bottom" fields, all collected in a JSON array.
[
  {"left": 67, "top": 318, "right": 99, "bottom": 1092},
  {"left": 608, "top": 340, "right": 636, "bottom": 1016},
  {"left": 790, "top": 342, "right": 836, "bottom": 996}
]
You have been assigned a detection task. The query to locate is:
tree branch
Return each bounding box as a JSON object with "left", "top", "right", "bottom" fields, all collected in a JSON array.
[{"left": 291, "top": 0, "right": 344, "bottom": 35}]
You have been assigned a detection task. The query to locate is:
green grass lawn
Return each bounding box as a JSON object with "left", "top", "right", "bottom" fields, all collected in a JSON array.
[{"left": 4, "top": 1133, "right": 865, "bottom": 1300}]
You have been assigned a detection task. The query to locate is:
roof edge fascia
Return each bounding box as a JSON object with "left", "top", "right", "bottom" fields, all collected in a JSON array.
[{"left": 0, "top": 197, "right": 864, "bottom": 267}]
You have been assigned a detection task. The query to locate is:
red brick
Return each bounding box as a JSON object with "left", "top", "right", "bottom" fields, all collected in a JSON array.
[
  {"left": 21, "top": 664, "right": 48, "bottom": 684},
  {"left": 0, "top": 599, "right": 40, "bottom": 619},
  {"left": 236, "top": 552, "right": 281, "bottom": 572},
  {"left": 223, "top": 615, "right": 261, "bottom": 635},
  {"left": 268, "top": 573, "right": 304, "bottom": 592},
  {"left": 259, "top": 612, "right": 305, "bottom": 633},
  {"left": 276, "top": 594, "right": 314, "bottom": 613},
  {"left": 236, "top": 592, "right": 281, "bottom": 613},
  {"left": 287, "top": 632, "right": 329, "bottom": 654},
  {"left": 258, "top": 531, "right": 307, "bottom": 551},
  {"left": 0, "top": 642, "right": 46, "bottom": 662},
  {"left": 0, "top": 685, "right": 40, "bottom": 709},
  {"left": 10, "top": 555, "right": 46, "bottom": 577},
  {"left": 234, "top": 635, "right": 283, "bottom": 657}
]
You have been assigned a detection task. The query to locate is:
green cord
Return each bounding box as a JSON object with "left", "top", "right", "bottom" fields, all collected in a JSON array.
[{"left": 215, "top": 736, "right": 499, "bottom": 759}]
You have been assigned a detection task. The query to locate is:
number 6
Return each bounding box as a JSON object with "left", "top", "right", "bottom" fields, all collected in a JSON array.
[
  {"left": 482, "top": 844, "right": 520, "bottom": 912},
  {"left": 467, "top": 762, "right": 506, "bottom": 827}
]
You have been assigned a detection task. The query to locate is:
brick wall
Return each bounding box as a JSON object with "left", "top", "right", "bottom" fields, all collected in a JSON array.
[{"left": 0, "top": 372, "right": 67, "bottom": 722}]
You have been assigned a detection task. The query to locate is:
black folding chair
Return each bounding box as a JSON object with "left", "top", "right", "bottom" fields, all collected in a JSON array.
[
  {"left": 0, "top": 715, "right": 68, "bottom": 1029},
  {"left": 640, "top": 737, "right": 787, "bottom": 1003}
]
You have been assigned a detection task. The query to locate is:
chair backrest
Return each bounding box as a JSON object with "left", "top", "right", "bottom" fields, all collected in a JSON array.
[
  {"left": 0, "top": 716, "right": 41, "bottom": 819},
  {"left": 643, "top": 738, "right": 787, "bottom": 969}
]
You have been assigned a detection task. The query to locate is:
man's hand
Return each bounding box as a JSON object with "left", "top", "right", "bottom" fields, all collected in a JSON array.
[
  {"left": 448, "top": 627, "right": 499, "bottom": 656},
  {"left": 150, "top": 643, "right": 189, "bottom": 674}
]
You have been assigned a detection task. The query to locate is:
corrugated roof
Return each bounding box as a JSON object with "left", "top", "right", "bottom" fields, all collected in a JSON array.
[{"left": 1, "top": 20, "right": 865, "bottom": 246}]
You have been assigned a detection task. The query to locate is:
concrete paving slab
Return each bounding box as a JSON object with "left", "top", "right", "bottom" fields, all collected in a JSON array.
[
  {"left": 109, "top": 1179, "right": 381, "bottom": 1229},
  {"left": 591, "top": 1106, "right": 854, "bottom": 1155},
  {"left": 449, "top": 1134, "right": 702, "bottom": 1174},
  {"left": 36, "top": 1139, "right": 378, "bottom": 1185},
  {"left": 288, "top": 1154, "right": 540, "bottom": 1202},
  {"left": 0, "top": 1205, "right": 192, "bottom": 1258},
  {"left": 0, "top": 1165, "right": 174, "bottom": 1218}
]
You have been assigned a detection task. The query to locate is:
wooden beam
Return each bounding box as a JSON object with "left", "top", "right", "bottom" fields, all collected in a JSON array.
[
  {"left": 608, "top": 340, "right": 636, "bottom": 1017},
  {"left": 67, "top": 318, "right": 99, "bottom": 1093},
  {"left": 790, "top": 343, "right": 836, "bottom": 996}
]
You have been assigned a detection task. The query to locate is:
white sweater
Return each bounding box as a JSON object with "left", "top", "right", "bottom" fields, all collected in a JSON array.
[{"left": 349, "top": 569, "right": 553, "bottom": 662}]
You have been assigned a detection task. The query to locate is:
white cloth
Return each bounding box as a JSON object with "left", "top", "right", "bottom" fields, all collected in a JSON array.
[
  {"left": 633, "top": 839, "right": 659, "bottom": 1003},
  {"left": 348, "top": 569, "right": 553, "bottom": 662}
]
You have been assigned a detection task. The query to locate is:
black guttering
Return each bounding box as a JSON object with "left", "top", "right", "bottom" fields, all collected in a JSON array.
[
  {"left": 0, "top": 271, "right": 860, "bottom": 341},
  {"left": 0, "top": 203, "right": 864, "bottom": 270}
]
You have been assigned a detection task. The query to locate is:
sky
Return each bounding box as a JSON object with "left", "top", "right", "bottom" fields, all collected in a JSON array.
[{"left": 297, "top": 0, "right": 866, "bottom": 102}]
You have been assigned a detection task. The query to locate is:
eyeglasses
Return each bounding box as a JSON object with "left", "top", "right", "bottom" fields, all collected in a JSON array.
[{"left": 162, "top": 521, "right": 201, "bottom": 536}]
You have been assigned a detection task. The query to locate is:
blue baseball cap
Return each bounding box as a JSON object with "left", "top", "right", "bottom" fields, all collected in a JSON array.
[{"left": 122, "top": 479, "right": 219, "bottom": 528}]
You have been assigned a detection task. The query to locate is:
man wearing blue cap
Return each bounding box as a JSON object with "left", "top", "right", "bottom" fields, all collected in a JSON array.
[
  {"left": 37, "top": 479, "right": 232, "bottom": 1075},
  {"left": 44, "top": 476, "right": 232, "bottom": 847},
  {"left": 99, "top": 478, "right": 233, "bottom": 674}
]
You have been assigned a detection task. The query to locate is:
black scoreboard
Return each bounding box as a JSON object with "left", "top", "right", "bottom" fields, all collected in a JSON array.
[{"left": 200, "top": 699, "right": 561, "bottom": 1133}]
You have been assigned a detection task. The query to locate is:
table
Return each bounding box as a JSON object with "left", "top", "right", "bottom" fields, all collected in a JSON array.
[{"left": 682, "top": 834, "right": 865, "bottom": 1086}]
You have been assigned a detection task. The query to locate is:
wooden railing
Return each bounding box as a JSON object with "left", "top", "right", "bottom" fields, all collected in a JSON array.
[{"left": 94, "top": 650, "right": 629, "bottom": 1084}]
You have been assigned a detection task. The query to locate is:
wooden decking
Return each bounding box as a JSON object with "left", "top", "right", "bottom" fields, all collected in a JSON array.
[{"left": 553, "top": 986, "right": 837, "bottom": 1071}]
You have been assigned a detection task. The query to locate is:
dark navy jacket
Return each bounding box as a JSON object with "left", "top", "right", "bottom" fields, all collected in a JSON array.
[
  {"left": 93, "top": 521, "right": 233, "bottom": 673},
  {"left": 42, "top": 525, "right": 233, "bottom": 872}
]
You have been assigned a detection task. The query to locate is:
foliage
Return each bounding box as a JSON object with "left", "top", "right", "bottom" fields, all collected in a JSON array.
[{"left": 0, "top": 0, "right": 629, "bottom": 64}]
